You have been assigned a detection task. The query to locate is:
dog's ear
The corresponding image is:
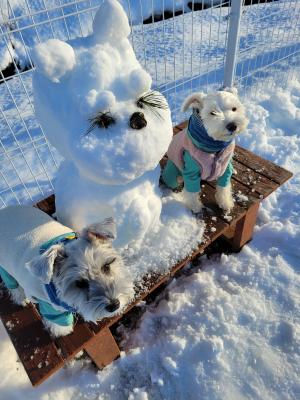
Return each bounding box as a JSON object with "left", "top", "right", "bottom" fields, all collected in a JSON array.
[
  {"left": 223, "top": 87, "right": 238, "bottom": 96},
  {"left": 181, "top": 92, "right": 206, "bottom": 112},
  {"left": 82, "top": 217, "right": 117, "bottom": 242},
  {"left": 25, "top": 244, "right": 65, "bottom": 284}
]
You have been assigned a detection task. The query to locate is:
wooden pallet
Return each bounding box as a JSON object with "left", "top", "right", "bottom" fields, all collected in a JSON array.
[{"left": 0, "top": 122, "right": 293, "bottom": 386}]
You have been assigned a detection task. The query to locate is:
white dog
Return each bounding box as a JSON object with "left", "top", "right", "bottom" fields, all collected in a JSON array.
[
  {"left": 0, "top": 206, "right": 134, "bottom": 337},
  {"left": 162, "top": 89, "right": 249, "bottom": 213}
]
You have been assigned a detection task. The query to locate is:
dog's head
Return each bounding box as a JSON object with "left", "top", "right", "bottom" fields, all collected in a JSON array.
[
  {"left": 32, "top": 0, "right": 173, "bottom": 185},
  {"left": 26, "top": 218, "right": 134, "bottom": 321},
  {"left": 182, "top": 88, "right": 249, "bottom": 141}
]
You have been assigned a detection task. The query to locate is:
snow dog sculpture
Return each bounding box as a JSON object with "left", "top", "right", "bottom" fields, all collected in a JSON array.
[{"left": 32, "top": 0, "right": 173, "bottom": 248}]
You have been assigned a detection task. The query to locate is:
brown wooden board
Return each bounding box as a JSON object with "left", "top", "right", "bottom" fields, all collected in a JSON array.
[
  {"left": 55, "top": 318, "right": 95, "bottom": 361},
  {"left": 0, "top": 285, "right": 64, "bottom": 386},
  {"left": 232, "top": 159, "right": 279, "bottom": 199},
  {"left": 234, "top": 145, "right": 293, "bottom": 185}
]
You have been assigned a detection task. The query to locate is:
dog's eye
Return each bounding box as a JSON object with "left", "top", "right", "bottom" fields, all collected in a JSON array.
[
  {"left": 232, "top": 107, "right": 237, "bottom": 112},
  {"left": 210, "top": 111, "right": 217, "bottom": 116},
  {"left": 75, "top": 279, "right": 89, "bottom": 289},
  {"left": 102, "top": 257, "right": 116, "bottom": 274}
]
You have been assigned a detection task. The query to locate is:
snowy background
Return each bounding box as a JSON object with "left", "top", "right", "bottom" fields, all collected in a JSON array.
[{"left": 0, "top": 0, "right": 300, "bottom": 398}]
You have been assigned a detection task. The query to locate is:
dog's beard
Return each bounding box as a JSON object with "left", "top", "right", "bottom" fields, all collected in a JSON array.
[
  {"left": 53, "top": 260, "right": 135, "bottom": 322},
  {"left": 203, "top": 116, "right": 248, "bottom": 142}
]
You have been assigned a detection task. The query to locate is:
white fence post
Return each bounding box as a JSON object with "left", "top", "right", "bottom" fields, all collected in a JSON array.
[{"left": 223, "top": 0, "right": 243, "bottom": 88}]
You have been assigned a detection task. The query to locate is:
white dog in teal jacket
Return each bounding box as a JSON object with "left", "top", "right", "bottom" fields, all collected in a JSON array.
[
  {"left": 162, "top": 89, "right": 249, "bottom": 213},
  {"left": 0, "top": 206, "right": 134, "bottom": 337}
]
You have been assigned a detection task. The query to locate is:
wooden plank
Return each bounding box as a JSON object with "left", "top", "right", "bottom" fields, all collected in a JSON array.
[
  {"left": 174, "top": 121, "right": 188, "bottom": 131},
  {"left": 84, "top": 327, "right": 120, "bottom": 369},
  {"left": 234, "top": 145, "right": 293, "bottom": 185},
  {"left": 35, "top": 194, "right": 56, "bottom": 216},
  {"left": 55, "top": 319, "right": 95, "bottom": 361},
  {"left": 232, "top": 159, "right": 279, "bottom": 199},
  {"left": 0, "top": 287, "right": 64, "bottom": 386},
  {"left": 230, "top": 202, "right": 260, "bottom": 251}
]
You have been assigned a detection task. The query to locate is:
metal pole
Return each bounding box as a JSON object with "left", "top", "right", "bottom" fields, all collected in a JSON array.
[{"left": 223, "top": 0, "right": 243, "bottom": 88}]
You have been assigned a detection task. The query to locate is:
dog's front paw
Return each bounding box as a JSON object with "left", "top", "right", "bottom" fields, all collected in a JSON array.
[
  {"left": 43, "top": 319, "right": 74, "bottom": 337},
  {"left": 9, "top": 287, "right": 28, "bottom": 306},
  {"left": 215, "top": 185, "right": 234, "bottom": 211},
  {"left": 183, "top": 190, "right": 203, "bottom": 214}
]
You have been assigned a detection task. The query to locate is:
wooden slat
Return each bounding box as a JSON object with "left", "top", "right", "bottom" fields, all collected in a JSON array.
[
  {"left": 55, "top": 319, "right": 95, "bottom": 361},
  {"left": 84, "top": 327, "right": 120, "bottom": 368},
  {"left": 0, "top": 287, "right": 64, "bottom": 386},
  {"left": 35, "top": 194, "right": 56, "bottom": 216},
  {"left": 232, "top": 159, "right": 279, "bottom": 199},
  {"left": 174, "top": 121, "right": 188, "bottom": 131},
  {"left": 234, "top": 145, "right": 293, "bottom": 185}
]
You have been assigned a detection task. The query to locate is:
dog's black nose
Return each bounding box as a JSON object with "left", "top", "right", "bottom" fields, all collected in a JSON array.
[
  {"left": 226, "top": 122, "right": 237, "bottom": 132},
  {"left": 105, "top": 299, "right": 120, "bottom": 313},
  {"left": 130, "top": 112, "right": 147, "bottom": 130}
]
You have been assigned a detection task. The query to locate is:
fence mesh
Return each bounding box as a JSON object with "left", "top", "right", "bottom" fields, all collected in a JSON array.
[{"left": 0, "top": 0, "right": 299, "bottom": 208}]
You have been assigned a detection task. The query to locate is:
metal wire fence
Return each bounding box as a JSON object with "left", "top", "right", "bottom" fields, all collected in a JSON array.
[{"left": 0, "top": 0, "right": 299, "bottom": 208}]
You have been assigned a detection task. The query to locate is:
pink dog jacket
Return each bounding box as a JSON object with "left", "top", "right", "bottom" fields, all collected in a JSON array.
[{"left": 167, "top": 129, "right": 235, "bottom": 181}]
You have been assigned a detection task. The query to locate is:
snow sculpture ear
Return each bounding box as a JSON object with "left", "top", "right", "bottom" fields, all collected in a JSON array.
[
  {"left": 25, "top": 244, "right": 66, "bottom": 284},
  {"left": 182, "top": 92, "right": 206, "bottom": 112},
  {"left": 92, "top": 0, "right": 130, "bottom": 43},
  {"left": 32, "top": 39, "right": 76, "bottom": 83},
  {"left": 128, "top": 69, "right": 152, "bottom": 97},
  {"left": 223, "top": 87, "right": 238, "bottom": 96},
  {"left": 82, "top": 218, "right": 117, "bottom": 242}
]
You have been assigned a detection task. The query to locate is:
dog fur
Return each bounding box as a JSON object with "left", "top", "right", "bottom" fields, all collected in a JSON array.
[
  {"left": 0, "top": 206, "right": 134, "bottom": 337},
  {"left": 165, "top": 89, "right": 249, "bottom": 213}
]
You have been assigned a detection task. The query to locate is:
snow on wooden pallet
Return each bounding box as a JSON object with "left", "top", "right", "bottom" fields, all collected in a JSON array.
[{"left": 0, "top": 122, "right": 293, "bottom": 386}]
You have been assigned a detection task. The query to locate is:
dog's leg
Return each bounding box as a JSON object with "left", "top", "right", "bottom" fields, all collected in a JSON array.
[
  {"left": 161, "top": 160, "right": 182, "bottom": 190},
  {"left": 9, "top": 286, "right": 28, "bottom": 306},
  {"left": 215, "top": 184, "right": 234, "bottom": 211},
  {"left": 183, "top": 190, "right": 203, "bottom": 214},
  {"left": 43, "top": 319, "right": 74, "bottom": 337}
]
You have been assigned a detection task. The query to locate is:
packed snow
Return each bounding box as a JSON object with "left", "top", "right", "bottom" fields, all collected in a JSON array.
[
  {"left": 0, "top": 72, "right": 299, "bottom": 400},
  {"left": 0, "top": 0, "right": 299, "bottom": 398}
]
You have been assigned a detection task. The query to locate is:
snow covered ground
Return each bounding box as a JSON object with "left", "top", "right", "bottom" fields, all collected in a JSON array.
[
  {"left": 0, "top": 74, "right": 299, "bottom": 400},
  {"left": 0, "top": 0, "right": 300, "bottom": 398}
]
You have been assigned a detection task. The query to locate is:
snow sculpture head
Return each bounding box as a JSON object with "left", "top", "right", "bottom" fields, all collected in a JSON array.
[{"left": 32, "top": 0, "right": 173, "bottom": 185}]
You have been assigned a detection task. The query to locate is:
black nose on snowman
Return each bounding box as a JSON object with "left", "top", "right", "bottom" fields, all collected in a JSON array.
[{"left": 130, "top": 112, "right": 147, "bottom": 130}]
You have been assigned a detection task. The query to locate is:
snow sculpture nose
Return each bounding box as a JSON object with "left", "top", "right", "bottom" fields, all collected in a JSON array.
[
  {"left": 226, "top": 122, "right": 237, "bottom": 132},
  {"left": 130, "top": 112, "right": 147, "bottom": 130},
  {"left": 105, "top": 299, "right": 120, "bottom": 313}
]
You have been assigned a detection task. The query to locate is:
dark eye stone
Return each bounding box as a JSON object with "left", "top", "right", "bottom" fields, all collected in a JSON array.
[
  {"left": 232, "top": 107, "right": 237, "bottom": 111},
  {"left": 75, "top": 279, "right": 89, "bottom": 289}
]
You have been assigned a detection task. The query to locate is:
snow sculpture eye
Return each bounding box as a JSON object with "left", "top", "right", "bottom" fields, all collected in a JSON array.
[
  {"left": 136, "top": 91, "right": 168, "bottom": 119},
  {"left": 86, "top": 112, "right": 115, "bottom": 134}
]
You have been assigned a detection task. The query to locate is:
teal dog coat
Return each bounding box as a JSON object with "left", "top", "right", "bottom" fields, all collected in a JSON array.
[{"left": 0, "top": 232, "right": 77, "bottom": 327}]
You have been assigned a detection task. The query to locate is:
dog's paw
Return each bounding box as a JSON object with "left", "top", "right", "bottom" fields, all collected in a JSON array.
[
  {"left": 9, "top": 287, "right": 28, "bottom": 306},
  {"left": 183, "top": 190, "right": 203, "bottom": 214},
  {"left": 43, "top": 319, "right": 74, "bottom": 337},
  {"left": 215, "top": 185, "right": 234, "bottom": 211}
]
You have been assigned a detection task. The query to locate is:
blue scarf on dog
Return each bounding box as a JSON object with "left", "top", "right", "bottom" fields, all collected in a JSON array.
[
  {"left": 40, "top": 232, "right": 77, "bottom": 313},
  {"left": 188, "top": 110, "right": 233, "bottom": 153}
]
